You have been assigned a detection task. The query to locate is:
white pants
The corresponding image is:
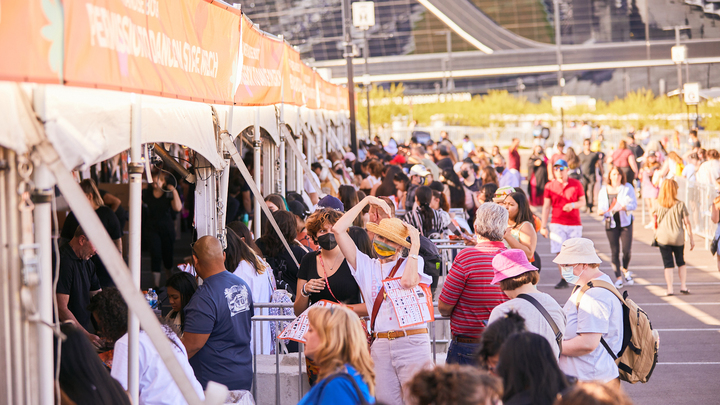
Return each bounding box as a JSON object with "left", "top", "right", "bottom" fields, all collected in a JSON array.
[{"left": 371, "top": 333, "right": 433, "bottom": 405}]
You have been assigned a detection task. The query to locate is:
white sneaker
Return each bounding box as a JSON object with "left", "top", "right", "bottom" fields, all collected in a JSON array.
[
  {"left": 614, "top": 279, "right": 624, "bottom": 289},
  {"left": 625, "top": 276, "right": 635, "bottom": 286}
]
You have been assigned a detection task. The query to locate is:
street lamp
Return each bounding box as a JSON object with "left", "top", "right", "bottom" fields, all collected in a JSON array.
[
  {"left": 352, "top": 1, "right": 376, "bottom": 139},
  {"left": 553, "top": 0, "right": 564, "bottom": 94},
  {"left": 663, "top": 25, "right": 691, "bottom": 110}
]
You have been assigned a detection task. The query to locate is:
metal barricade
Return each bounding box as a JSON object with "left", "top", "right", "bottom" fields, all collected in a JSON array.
[{"left": 250, "top": 302, "right": 453, "bottom": 405}]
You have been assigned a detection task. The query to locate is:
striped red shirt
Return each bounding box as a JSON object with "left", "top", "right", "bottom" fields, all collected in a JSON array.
[{"left": 439, "top": 241, "right": 508, "bottom": 338}]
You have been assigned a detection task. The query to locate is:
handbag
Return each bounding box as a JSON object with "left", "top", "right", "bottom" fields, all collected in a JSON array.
[
  {"left": 604, "top": 193, "right": 617, "bottom": 231},
  {"left": 368, "top": 259, "right": 405, "bottom": 346}
]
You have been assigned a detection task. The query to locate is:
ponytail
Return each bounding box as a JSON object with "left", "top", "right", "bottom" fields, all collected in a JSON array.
[{"left": 415, "top": 186, "right": 434, "bottom": 237}]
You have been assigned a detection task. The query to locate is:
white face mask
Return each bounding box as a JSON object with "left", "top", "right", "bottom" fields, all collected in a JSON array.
[{"left": 561, "top": 264, "right": 584, "bottom": 284}]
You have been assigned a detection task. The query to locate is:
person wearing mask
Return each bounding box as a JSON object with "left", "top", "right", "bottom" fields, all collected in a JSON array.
[
  {"left": 295, "top": 208, "right": 365, "bottom": 316},
  {"left": 554, "top": 238, "right": 624, "bottom": 387},
  {"left": 498, "top": 191, "right": 538, "bottom": 265},
  {"left": 578, "top": 138, "right": 600, "bottom": 213},
  {"left": 61, "top": 179, "right": 123, "bottom": 288},
  {"left": 438, "top": 203, "right": 509, "bottom": 365},
  {"left": 408, "top": 365, "right": 502, "bottom": 405},
  {"left": 90, "top": 288, "right": 205, "bottom": 405},
  {"left": 333, "top": 196, "right": 432, "bottom": 405},
  {"left": 182, "top": 236, "right": 254, "bottom": 393},
  {"left": 143, "top": 171, "right": 183, "bottom": 289},
  {"left": 165, "top": 272, "right": 198, "bottom": 336},
  {"left": 496, "top": 332, "right": 570, "bottom": 405},
  {"left": 56, "top": 323, "right": 130, "bottom": 405},
  {"left": 528, "top": 145, "right": 549, "bottom": 206},
  {"left": 496, "top": 155, "right": 521, "bottom": 188},
  {"left": 226, "top": 228, "right": 274, "bottom": 354},
  {"left": 402, "top": 186, "right": 453, "bottom": 239},
  {"left": 540, "top": 159, "right": 585, "bottom": 289},
  {"left": 256, "top": 210, "right": 309, "bottom": 295},
  {"left": 489, "top": 250, "right": 565, "bottom": 358},
  {"left": 598, "top": 167, "right": 638, "bottom": 288},
  {"left": 297, "top": 306, "right": 375, "bottom": 405},
  {"left": 56, "top": 226, "right": 102, "bottom": 346},
  {"left": 652, "top": 179, "right": 694, "bottom": 296},
  {"left": 608, "top": 140, "right": 638, "bottom": 185}
]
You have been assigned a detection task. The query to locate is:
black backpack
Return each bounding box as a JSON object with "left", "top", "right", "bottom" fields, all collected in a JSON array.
[{"left": 418, "top": 235, "right": 441, "bottom": 293}]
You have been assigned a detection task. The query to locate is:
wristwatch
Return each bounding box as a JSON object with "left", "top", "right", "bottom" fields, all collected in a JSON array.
[{"left": 409, "top": 254, "right": 420, "bottom": 260}]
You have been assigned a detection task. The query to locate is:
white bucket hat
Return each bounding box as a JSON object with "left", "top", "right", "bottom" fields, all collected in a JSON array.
[{"left": 552, "top": 238, "right": 602, "bottom": 265}]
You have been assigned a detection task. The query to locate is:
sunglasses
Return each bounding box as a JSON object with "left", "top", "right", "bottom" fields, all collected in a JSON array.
[{"left": 553, "top": 166, "right": 567, "bottom": 171}]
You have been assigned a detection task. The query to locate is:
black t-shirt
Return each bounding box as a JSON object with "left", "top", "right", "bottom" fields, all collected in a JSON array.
[
  {"left": 256, "top": 238, "right": 308, "bottom": 295},
  {"left": 297, "top": 251, "right": 362, "bottom": 305},
  {"left": 578, "top": 151, "right": 599, "bottom": 177},
  {"left": 142, "top": 188, "right": 174, "bottom": 228},
  {"left": 61, "top": 206, "right": 122, "bottom": 288},
  {"left": 629, "top": 144, "right": 644, "bottom": 160},
  {"left": 55, "top": 243, "right": 101, "bottom": 332},
  {"left": 436, "top": 157, "right": 454, "bottom": 171}
]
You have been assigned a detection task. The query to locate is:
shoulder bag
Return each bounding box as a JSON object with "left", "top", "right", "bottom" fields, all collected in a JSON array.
[{"left": 517, "top": 294, "right": 563, "bottom": 352}]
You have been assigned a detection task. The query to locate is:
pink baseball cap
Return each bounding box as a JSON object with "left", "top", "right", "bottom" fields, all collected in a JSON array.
[{"left": 491, "top": 249, "right": 538, "bottom": 285}]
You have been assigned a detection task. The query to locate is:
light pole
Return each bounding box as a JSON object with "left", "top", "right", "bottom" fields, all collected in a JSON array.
[
  {"left": 364, "top": 31, "right": 371, "bottom": 138},
  {"left": 553, "top": 0, "right": 564, "bottom": 94},
  {"left": 341, "top": 0, "right": 358, "bottom": 155},
  {"left": 663, "top": 25, "right": 690, "bottom": 110},
  {"left": 352, "top": 1, "right": 375, "bottom": 139},
  {"left": 435, "top": 30, "right": 453, "bottom": 94}
]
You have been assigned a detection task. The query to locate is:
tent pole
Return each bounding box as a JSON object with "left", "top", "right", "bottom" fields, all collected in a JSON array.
[
  {"left": 253, "top": 108, "right": 262, "bottom": 238},
  {"left": 0, "top": 148, "right": 13, "bottom": 405},
  {"left": 279, "top": 105, "right": 286, "bottom": 196},
  {"left": 128, "top": 94, "right": 143, "bottom": 405}
]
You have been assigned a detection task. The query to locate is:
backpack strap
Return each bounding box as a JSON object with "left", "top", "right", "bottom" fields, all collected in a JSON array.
[
  {"left": 318, "top": 372, "right": 370, "bottom": 405},
  {"left": 573, "top": 279, "right": 627, "bottom": 361},
  {"left": 370, "top": 258, "right": 405, "bottom": 333},
  {"left": 517, "top": 294, "right": 563, "bottom": 352}
]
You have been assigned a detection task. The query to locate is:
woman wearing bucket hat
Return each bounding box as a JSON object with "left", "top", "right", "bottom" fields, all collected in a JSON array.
[
  {"left": 332, "top": 195, "right": 433, "bottom": 405},
  {"left": 488, "top": 249, "right": 566, "bottom": 358},
  {"left": 553, "top": 238, "right": 624, "bottom": 386}
]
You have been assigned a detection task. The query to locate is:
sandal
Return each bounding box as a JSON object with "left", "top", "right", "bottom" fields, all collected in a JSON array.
[
  {"left": 680, "top": 290, "right": 690, "bottom": 295},
  {"left": 666, "top": 292, "right": 674, "bottom": 296}
]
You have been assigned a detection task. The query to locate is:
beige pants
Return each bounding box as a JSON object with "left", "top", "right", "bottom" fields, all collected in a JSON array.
[{"left": 371, "top": 333, "right": 433, "bottom": 405}]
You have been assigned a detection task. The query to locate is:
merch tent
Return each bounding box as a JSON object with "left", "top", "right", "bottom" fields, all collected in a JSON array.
[{"left": 0, "top": 1, "right": 350, "bottom": 405}]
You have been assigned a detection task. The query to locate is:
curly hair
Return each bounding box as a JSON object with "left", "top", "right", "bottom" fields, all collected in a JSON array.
[
  {"left": 408, "top": 364, "right": 502, "bottom": 405},
  {"left": 88, "top": 288, "right": 128, "bottom": 343},
  {"left": 257, "top": 210, "right": 299, "bottom": 258},
  {"left": 305, "top": 208, "right": 343, "bottom": 242}
]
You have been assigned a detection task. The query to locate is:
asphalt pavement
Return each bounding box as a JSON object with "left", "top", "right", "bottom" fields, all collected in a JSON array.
[{"left": 536, "top": 208, "right": 720, "bottom": 405}]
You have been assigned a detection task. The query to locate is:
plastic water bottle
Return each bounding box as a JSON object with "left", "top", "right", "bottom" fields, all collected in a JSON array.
[
  {"left": 242, "top": 213, "right": 249, "bottom": 226},
  {"left": 146, "top": 288, "right": 158, "bottom": 309}
]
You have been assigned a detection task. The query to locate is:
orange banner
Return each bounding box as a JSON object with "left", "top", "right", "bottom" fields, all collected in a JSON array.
[
  {"left": 319, "top": 77, "right": 339, "bottom": 111},
  {"left": 301, "top": 64, "right": 318, "bottom": 110},
  {"left": 234, "top": 15, "right": 285, "bottom": 106},
  {"left": 63, "top": 0, "right": 240, "bottom": 103},
  {"left": 0, "top": 1, "right": 61, "bottom": 83},
  {"left": 282, "top": 45, "right": 304, "bottom": 106}
]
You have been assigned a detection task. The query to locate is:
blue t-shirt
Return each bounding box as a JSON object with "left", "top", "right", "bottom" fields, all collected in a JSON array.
[
  {"left": 184, "top": 271, "right": 253, "bottom": 391},
  {"left": 297, "top": 365, "right": 374, "bottom": 405}
]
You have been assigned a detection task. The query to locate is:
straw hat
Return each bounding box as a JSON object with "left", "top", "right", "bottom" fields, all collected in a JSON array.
[{"left": 366, "top": 218, "right": 412, "bottom": 248}]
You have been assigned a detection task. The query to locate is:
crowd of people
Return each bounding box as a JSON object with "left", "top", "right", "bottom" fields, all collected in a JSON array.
[{"left": 54, "top": 124, "right": 713, "bottom": 405}]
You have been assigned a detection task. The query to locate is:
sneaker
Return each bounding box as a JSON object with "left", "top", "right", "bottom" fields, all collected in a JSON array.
[
  {"left": 555, "top": 279, "right": 569, "bottom": 289},
  {"left": 614, "top": 279, "right": 624, "bottom": 289},
  {"left": 625, "top": 276, "right": 635, "bottom": 286}
]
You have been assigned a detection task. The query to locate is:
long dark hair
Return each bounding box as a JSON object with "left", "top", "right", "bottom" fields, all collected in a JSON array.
[
  {"left": 506, "top": 192, "right": 535, "bottom": 230},
  {"left": 496, "top": 332, "right": 569, "bottom": 405},
  {"left": 165, "top": 272, "right": 198, "bottom": 332},
  {"left": 225, "top": 227, "right": 266, "bottom": 275},
  {"left": 228, "top": 220, "right": 262, "bottom": 256},
  {"left": 348, "top": 226, "right": 376, "bottom": 258},
  {"left": 339, "top": 185, "right": 364, "bottom": 227},
  {"left": 476, "top": 310, "right": 526, "bottom": 368},
  {"left": 442, "top": 169, "right": 466, "bottom": 209},
  {"left": 375, "top": 165, "right": 403, "bottom": 197},
  {"left": 414, "top": 186, "right": 435, "bottom": 237},
  {"left": 88, "top": 288, "right": 128, "bottom": 343},
  {"left": 57, "top": 323, "right": 131, "bottom": 405},
  {"left": 258, "top": 210, "right": 298, "bottom": 258}
]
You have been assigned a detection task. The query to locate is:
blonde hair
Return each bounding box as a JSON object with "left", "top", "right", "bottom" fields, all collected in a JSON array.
[
  {"left": 79, "top": 179, "right": 105, "bottom": 208},
  {"left": 657, "top": 178, "right": 678, "bottom": 208},
  {"left": 307, "top": 306, "right": 375, "bottom": 395}
]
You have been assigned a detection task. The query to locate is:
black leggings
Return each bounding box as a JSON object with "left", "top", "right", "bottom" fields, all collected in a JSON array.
[
  {"left": 605, "top": 218, "right": 633, "bottom": 278},
  {"left": 145, "top": 226, "right": 175, "bottom": 273}
]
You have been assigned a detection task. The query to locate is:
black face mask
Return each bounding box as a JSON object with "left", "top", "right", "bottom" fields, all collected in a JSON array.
[
  {"left": 495, "top": 166, "right": 505, "bottom": 174},
  {"left": 317, "top": 234, "right": 338, "bottom": 251},
  {"left": 461, "top": 170, "right": 470, "bottom": 179}
]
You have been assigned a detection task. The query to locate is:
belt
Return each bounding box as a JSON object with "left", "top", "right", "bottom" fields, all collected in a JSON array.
[
  {"left": 372, "top": 328, "right": 428, "bottom": 340},
  {"left": 452, "top": 335, "right": 481, "bottom": 344}
]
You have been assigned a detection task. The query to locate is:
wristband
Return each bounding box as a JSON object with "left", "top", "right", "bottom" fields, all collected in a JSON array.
[{"left": 301, "top": 284, "right": 310, "bottom": 297}]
